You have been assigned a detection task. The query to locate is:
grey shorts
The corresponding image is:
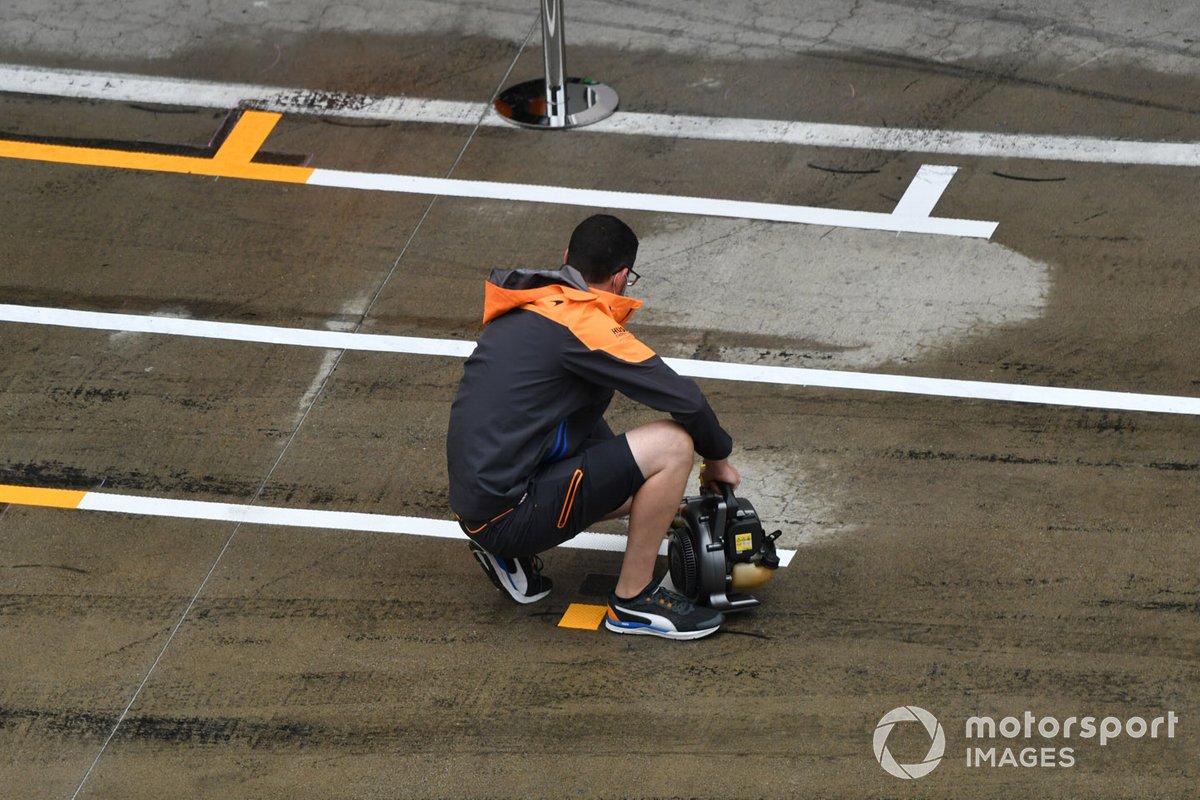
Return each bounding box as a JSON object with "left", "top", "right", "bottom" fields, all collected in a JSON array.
[{"left": 458, "top": 434, "right": 645, "bottom": 558}]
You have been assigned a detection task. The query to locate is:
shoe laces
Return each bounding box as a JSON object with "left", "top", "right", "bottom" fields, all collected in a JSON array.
[
  {"left": 506, "top": 554, "right": 543, "bottom": 574},
  {"left": 517, "top": 554, "right": 545, "bottom": 585},
  {"left": 651, "top": 585, "right": 695, "bottom": 613}
]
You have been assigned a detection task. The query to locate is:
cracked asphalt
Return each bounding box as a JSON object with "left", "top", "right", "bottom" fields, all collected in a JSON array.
[{"left": 1, "top": 2, "right": 1198, "bottom": 798}]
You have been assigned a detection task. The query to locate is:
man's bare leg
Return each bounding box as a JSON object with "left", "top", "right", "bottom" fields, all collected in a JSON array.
[{"left": 615, "top": 420, "right": 694, "bottom": 598}]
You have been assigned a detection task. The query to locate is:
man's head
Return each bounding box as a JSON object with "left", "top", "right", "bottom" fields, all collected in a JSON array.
[{"left": 565, "top": 214, "right": 639, "bottom": 294}]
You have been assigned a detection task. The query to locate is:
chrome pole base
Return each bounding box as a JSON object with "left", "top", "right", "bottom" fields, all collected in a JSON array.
[{"left": 494, "top": 77, "right": 619, "bottom": 129}]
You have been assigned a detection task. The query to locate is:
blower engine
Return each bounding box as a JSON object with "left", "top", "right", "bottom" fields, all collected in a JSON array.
[{"left": 666, "top": 483, "right": 782, "bottom": 611}]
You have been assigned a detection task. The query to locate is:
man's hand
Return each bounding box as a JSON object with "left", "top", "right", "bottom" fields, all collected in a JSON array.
[{"left": 699, "top": 458, "right": 740, "bottom": 493}]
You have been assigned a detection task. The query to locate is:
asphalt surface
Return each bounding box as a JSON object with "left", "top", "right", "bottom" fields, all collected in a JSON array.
[{"left": 1, "top": 2, "right": 1198, "bottom": 798}]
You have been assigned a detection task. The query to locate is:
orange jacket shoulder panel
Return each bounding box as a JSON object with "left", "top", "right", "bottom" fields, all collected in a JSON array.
[
  {"left": 533, "top": 300, "right": 656, "bottom": 363},
  {"left": 482, "top": 276, "right": 654, "bottom": 363},
  {"left": 521, "top": 289, "right": 655, "bottom": 363}
]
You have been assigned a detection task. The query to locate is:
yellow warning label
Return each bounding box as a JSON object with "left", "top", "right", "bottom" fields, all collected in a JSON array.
[{"left": 735, "top": 532, "right": 754, "bottom": 552}]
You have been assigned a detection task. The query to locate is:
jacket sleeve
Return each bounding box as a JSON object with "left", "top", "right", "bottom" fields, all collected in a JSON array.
[{"left": 560, "top": 337, "right": 733, "bottom": 460}]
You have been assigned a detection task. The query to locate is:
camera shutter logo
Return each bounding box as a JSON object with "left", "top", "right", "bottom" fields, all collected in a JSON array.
[{"left": 873, "top": 706, "right": 946, "bottom": 779}]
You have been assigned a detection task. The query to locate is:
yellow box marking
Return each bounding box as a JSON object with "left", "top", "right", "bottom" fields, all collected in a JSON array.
[
  {"left": 213, "top": 111, "right": 282, "bottom": 164},
  {"left": 0, "top": 110, "right": 313, "bottom": 184},
  {"left": 0, "top": 484, "right": 87, "bottom": 509},
  {"left": 557, "top": 603, "right": 608, "bottom": 631},
  {"left": 735, "top": 532, "right": 754, "bottom": 552}
]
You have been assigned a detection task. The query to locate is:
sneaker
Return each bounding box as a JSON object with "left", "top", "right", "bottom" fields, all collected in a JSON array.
[
  {"left": 468, "top": 541, "right": 552, "bottom": 604},
  {"left": 605, "top": 585, "right": 724, "bottom": 640}
]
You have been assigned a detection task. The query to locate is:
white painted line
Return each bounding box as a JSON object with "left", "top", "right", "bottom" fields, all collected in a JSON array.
[
  {"left": 3, "top": 63, "right": 1198, "bottom": 167},
  {"left": 3, "top": 303, "right": 1199, "bottom": 416},
  {"left": 591, "top": 113, "right": 1200, "bottom": 168},
  {"left": 306, "top": 168, "right": 997, "bottom": 237},
  {"left": 0, "top": 63, "right": 486, "bottom": 126},
  {"left": 661, "top": 358, "right": 1200, "bottom": 416},
  {"left": 78, "top": 490, "right": 465, "bottom": 537},
  {"left": 71, "top": 488, "right": 796, "bottom": 566},
  {"left": 0, "top": 302, "right": 476, "bottom": 357},
  {"left": 892, "top": 165, "right": 957, "bottom": 218},
  {"left": 0, "top": 64, "right": 997, "bottom": 237}
]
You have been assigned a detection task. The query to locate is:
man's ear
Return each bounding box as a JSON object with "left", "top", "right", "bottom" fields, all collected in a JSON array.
[{"left": 609, "top": 269, "right": 627, "bottom": 294}]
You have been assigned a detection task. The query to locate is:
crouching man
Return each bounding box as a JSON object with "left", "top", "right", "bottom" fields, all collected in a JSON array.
[{"left": 447, "top": 214, "right": 739, "bottom": 640}]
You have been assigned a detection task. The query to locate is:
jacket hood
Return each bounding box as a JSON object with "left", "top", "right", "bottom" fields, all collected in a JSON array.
[{"left": 482, "top": 265, "right": 643, "bottom": 325}]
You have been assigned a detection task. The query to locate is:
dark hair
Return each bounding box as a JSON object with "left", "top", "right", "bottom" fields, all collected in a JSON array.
[{"left": 566, "top": 214, "right": 638, "bottom": 284}]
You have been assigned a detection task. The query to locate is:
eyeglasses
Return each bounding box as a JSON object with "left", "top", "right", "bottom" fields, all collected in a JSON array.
[{"left": 625, "top": 267, "right": 641, "bottom": 287}]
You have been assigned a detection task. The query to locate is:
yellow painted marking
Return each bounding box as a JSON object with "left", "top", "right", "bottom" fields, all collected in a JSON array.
[
  {"left": 557, "top": 603, "right": 608, "bottom": 631},
  {"left": 0, "top": 110, "right": 313, "bottom": 184},
  {"left": 213, "top": 111, "right": 282, "bottom": 163},
  {"left": 0, "top": 484, "right": 87, "bottom": 509}
]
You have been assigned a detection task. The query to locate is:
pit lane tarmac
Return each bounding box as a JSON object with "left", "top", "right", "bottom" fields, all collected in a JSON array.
[{"left": 1, "top": 2, "right": 1199, "bottom": 798}]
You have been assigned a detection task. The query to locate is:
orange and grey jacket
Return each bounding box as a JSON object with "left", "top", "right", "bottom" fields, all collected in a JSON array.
[{"left": 447, "top": 265, "right": 733, "bottom": 522}]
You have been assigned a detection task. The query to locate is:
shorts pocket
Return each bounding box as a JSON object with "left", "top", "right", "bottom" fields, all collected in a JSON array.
[{"left": 556, "top": 469, "right": 584, "bottom": 529}]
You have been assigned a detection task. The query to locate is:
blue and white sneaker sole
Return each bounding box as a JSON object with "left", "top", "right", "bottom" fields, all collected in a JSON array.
[
  {"left": 603, "top": 617, "right": 721, "bottom": 641},
  {"left": 470, "top": 544, "right": 550, "bottom": 604}
]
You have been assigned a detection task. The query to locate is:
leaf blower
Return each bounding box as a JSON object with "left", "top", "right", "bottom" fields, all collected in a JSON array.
[{"left": 666, "top": 483, "right": 782, "bottom": 611}]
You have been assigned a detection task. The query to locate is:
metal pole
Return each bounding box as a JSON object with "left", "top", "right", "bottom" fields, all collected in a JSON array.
[
  {"left": 496, "top": 0, "right": 618, "bottom": 129},
  {"left": 542, "top": 0, "right": 567, "bottom": 126}
]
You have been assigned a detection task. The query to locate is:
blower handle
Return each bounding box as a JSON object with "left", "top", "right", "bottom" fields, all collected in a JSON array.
[
  {"left": 718, "top": 481, "right": 739, "bottom": 515},
  {"left": 701, "top": 479, "right": 739, "bottom": 508},
  {"left": 704, "top": 481, "right": 738, "bottom": 541}
]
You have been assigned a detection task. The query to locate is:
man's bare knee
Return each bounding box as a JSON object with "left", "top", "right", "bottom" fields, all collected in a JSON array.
[{"left": 626, "top": 420, "right": 694, "bottom": 478}]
